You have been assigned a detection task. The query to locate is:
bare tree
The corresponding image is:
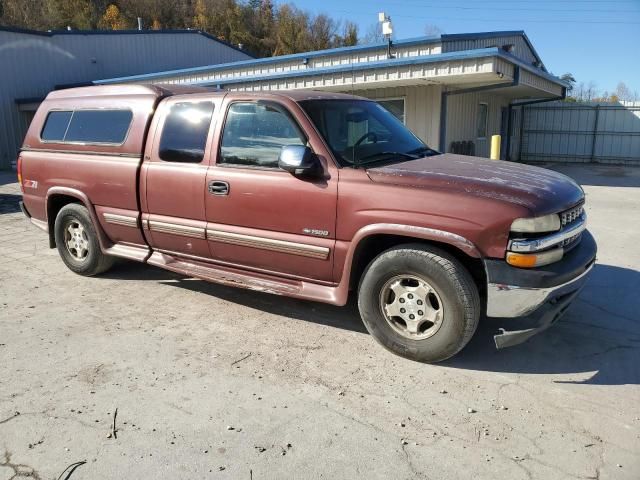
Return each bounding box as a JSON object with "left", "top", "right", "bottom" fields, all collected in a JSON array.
[
  {"left": 584, "top": 81, "right": 598, "bottom": 102},
  {"left": 615, "top": 81, "right": 632, "bottom": 102},
  {"left": 424, "top": 24, "right": 444, "bottom": 36},
  {"left": 360, "top": 22, "right": 383, "bottom": 44}
]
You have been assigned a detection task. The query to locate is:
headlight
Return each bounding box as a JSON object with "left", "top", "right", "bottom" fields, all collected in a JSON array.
[{"left": 510, "top": 214, "right": 561, "bottom": 233}]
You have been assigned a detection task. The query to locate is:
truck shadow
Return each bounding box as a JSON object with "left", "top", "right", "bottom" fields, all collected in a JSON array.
[
  {"left": 444, "top": 263, "right": 640, "bottom": 386},
  {"left": 0, "top": 194, "right": 22, "bottom": 214},
  {"left": 103, "top": 261, "right": 367, "bottom": 334},
  {"left": 104, "top": 261, "right": 639, "bottom": 385}
]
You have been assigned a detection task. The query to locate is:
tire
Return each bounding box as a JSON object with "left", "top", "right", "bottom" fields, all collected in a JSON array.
[
  {"left": 358, "top": 243, "right": 480, "bottom": 363},
  {"left": 54, "top": 203, "right": 114, "bottom": 276}
]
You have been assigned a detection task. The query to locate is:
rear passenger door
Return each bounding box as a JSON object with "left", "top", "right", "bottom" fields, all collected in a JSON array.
[
  {"left": 204, "top": 97, "right": 338, "bottom": 282},
  {"left": 141, "top": 95, "right": 219, "bottom": 258}
]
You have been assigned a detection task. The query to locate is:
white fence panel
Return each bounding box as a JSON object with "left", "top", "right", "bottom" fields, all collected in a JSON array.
[{"left": 518, "top": 102, "right": 640, "bottom": 165}]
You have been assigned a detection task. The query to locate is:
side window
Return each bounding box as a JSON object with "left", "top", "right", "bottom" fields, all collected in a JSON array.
[
  {"left": 220, "top": 102, "right": 305, "bottom": 168},
  {"left": 65, "top": 110, "right": 132, "bottom": 144},
  {"left": 159, "top": 101, "right": 215, "bottom": 163},
  {"left": 40, "top": 109, "right": 132, "bottom": 144},
  {"left": 477, "top": 103, "right": 488, "bottom": 138},
  {"left": 41, "top": 111, "right": 73, "bottom": 141}
]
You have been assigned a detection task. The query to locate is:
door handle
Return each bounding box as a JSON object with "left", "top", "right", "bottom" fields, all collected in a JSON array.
[{"left": 208, "top": 180, "right": 229, "bottom": 196}]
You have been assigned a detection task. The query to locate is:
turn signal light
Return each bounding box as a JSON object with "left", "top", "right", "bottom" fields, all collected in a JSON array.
[
  {"left": 506, "top": 248, "right": 563, "bottom": 268},
  {"left": 17, "top": 155, "right": 23, "bottom": 192}
]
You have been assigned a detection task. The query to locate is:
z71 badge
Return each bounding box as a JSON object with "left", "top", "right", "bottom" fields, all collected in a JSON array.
[{"left": 303, "top": 228, "right": 329, "bottom": 237}]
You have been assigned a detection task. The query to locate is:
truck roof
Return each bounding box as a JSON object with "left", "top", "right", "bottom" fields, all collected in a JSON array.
[
  {"left": 46, "top": 84, "right": 365, "bottom": 102},
  {"left": 46, "top": 83, "right": 219, "bottom": 100}
]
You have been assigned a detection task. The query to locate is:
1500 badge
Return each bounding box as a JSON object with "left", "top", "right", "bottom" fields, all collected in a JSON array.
[{"left": 303, "top": 228, "right": 329, "bottom": 237}]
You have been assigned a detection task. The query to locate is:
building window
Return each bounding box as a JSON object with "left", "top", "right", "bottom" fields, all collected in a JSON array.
[
  {"left": 41, "top": 110, "right": 133, "bottom": 144},
  {"left": 377, "top": 98, "right": 405, "bottom": 124},
  {"left": 159, "top": 101, "right": 215, "bottom": 163},
  {"left": 477, "top": 103, "right": 488, "bottom": 138},
  {"left": 219, "top": 102, "right": 305, "bottom": 169}
]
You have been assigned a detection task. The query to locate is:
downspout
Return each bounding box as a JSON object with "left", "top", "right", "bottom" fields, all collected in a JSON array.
[
  {"left": 506, "top": 86, "right": 566, "bottom": 161},
  {"left": 439, "top": 66, "right": 520, "bottom": 152}
]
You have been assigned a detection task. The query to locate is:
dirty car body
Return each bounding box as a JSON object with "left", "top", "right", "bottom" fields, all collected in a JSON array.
[{"left": 18, "top": 85, "right": 596, "bottom": 362}]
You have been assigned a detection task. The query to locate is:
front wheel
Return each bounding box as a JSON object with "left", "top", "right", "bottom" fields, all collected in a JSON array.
[
  {"left": 358, "top": 244, "right": 480, "bottom": 363},
  {"left": 54, "top": 203, "right": 114, "bottom": 276}
]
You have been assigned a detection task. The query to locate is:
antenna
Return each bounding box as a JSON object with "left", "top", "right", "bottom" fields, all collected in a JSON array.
[{"left": 378, "top": 12, "right": 394, "bottom": 59}]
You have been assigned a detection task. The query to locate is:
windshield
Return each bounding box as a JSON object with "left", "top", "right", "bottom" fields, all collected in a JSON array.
[{"left": 299, "top": 99, "right": 438, "bottom": 167}]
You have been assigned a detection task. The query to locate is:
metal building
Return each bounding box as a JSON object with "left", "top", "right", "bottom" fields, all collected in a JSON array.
[
  {"left": 0, "top": 27, "right": 252, "bottom": 169},
  {"left": 95, "top": 31, "right": 568, "bottom": 160}
]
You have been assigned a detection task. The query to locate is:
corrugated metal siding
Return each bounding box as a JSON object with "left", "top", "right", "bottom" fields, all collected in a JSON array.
[
  {"left": 443, "top": 35, "right": 537, "bottom": 65},
  {"left": 130, "top": 43, "right": 443, "bottom": 86},
  {"left": 200, "top": 57, "right": 497, "bottom": 93},
  {"left": 445, "top": 91, "right": 510, "bottom": 157},
  {"left": 351, "top": 85, "right": 442, "bottom": 147},
  {"left": 519, "top": 70, "right": 563, "bottom": 97},
  {"left": 0, "top": 30, "right": 250, "bottom": 169},
  {"left": 519, "top": 102, "right": 640, "bottom": 165}
]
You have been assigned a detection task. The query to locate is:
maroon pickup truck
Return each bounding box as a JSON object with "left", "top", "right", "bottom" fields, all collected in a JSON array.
[{"left": 18, "top": 85, "right": 596, "bottom": 362}]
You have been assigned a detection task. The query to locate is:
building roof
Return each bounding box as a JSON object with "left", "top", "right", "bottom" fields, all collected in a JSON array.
[
  {"left": 0, "top": 25, "right": 252, "bottom": 57},
  {"left": 94, "top": 30, "right": 547, "bottom": 85}
]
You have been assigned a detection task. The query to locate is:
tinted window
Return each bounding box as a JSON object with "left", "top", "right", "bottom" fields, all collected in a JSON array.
[
  {"left": 40, "top": 109, "right": 132, "bottom": 144},
  {"left": 159, "top": 102, "right": 214, "bottom": 163},
  {"left": 65, "top": 110, "right": 133, "bottom": 144},
  {"left": 41, "top": 111, "right": 73, "bottom": 141},
  {"left": 219, "top": 102, "right": 305, "bottom": 168},
  {"left": 300, "top": 99, "right": 434, "bottom": 167}
]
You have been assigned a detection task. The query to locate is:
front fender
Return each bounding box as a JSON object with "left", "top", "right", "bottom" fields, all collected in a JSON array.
[{"left": 331, "top": 223, "right": 482, "bottom": 305}]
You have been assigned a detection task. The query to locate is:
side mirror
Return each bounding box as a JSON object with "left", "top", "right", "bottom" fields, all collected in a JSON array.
[{"left": 278, "top": 145, "right": 323, "bottom": 178}]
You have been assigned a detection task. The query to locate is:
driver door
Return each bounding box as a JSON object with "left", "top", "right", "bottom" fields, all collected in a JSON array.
[{"left": 204, "top": 96, "right": 338, "bottom": 282}]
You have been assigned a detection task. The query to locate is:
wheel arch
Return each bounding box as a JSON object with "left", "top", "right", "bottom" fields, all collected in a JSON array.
[
  {"left": 344, "top": 224, "right": 486, "bottom": 302},
  {"left": 46, "top": 187, "right": 109, "bottom": 251}
]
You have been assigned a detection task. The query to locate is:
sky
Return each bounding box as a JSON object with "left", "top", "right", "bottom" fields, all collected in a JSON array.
[{"left": 290, "top": 0, "right": 640, "bottom": 96}]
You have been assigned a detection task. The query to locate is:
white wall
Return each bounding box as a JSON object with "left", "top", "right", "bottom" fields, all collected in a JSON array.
[
  {"left": 445, "top": 91, "right": 510, "bottom": 157},
  {"left": 351, "top": 85, "right": 442, "bottom": 148}
]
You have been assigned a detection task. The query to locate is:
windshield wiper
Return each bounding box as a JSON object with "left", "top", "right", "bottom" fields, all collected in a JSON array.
[
  {"left": 357, "top": 151, "right": 419, "bottom": 163},
  {"left": 407, "top": 146, "right": 440, "bottom": 157}
]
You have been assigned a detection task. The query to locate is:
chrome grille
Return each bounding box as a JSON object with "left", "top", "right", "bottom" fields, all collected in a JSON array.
[{"left": 561, "top": 204, "right": 584, "bottom": 227}]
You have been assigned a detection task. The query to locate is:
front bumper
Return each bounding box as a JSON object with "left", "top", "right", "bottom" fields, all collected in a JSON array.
[{"left": 484, "top": 230, "right": 596, "bottom": 348}]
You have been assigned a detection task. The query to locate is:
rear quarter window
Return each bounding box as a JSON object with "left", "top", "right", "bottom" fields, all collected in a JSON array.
[
  {"left": 40, "top": 111, "right": 73, "bottom": 141},
  {"left": 40, "top": 109, "right": 133, "bottom": 144}
]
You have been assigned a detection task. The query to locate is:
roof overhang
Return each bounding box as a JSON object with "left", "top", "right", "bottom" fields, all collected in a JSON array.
[{"left": 136, "top": 48, "right": 565, "bottom": 100}]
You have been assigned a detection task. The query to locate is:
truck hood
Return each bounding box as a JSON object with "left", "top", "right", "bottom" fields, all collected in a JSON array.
[{"left": 366, "top": 153, "right": 584, "bottom": 214}]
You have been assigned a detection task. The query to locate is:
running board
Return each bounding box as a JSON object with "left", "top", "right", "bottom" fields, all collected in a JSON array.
[{"left": 146, "top": 251, "right": 347, "bottom": 305}]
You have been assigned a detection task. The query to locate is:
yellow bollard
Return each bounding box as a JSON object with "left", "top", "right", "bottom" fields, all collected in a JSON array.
[{"left": 490, "top": 134, "right": 501, "bottom": 160}]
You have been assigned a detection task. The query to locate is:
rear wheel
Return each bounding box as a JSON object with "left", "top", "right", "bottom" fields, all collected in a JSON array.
[
  {"left": 54, "top": 203, "right": 114, "bottom": 276},
  {"left": 358, "top": 244, "right": 480, "bottom": 363}
]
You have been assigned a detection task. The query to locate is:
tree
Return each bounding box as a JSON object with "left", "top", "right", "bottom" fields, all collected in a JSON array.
[
  {"left": 98, "top": 4, "right": 128, "bottom": 30},
  {"left": 273, "top": 4, "right": 309, "bottom": 55},
  {"left": 615, "top": 81, "right": 632, "bottom": 102},
  {"left": 560, "top": 73, "right": 576, "bottom": 93},
  {"left": 0, "top": 0, "right": 359, "bottom": 58},
  {"left": 424, "top": 24, "right": 444, "bottom": 36},
  {"left": 361, "top": 22, "right": 383, "bottom": 44},
  {"left": 308, "top": 14, "right": 336, "bottom": 51},
  {"left": 45, "top": 0, "right": 93, "bottom": 29},
  {"left": 341, "top": 21, "right": 358, "bottom": 47}
]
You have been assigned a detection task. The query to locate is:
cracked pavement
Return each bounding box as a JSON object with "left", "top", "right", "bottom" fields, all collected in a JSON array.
[{"left": 1, "top": 164, "right": 639, "bottom": 479}]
